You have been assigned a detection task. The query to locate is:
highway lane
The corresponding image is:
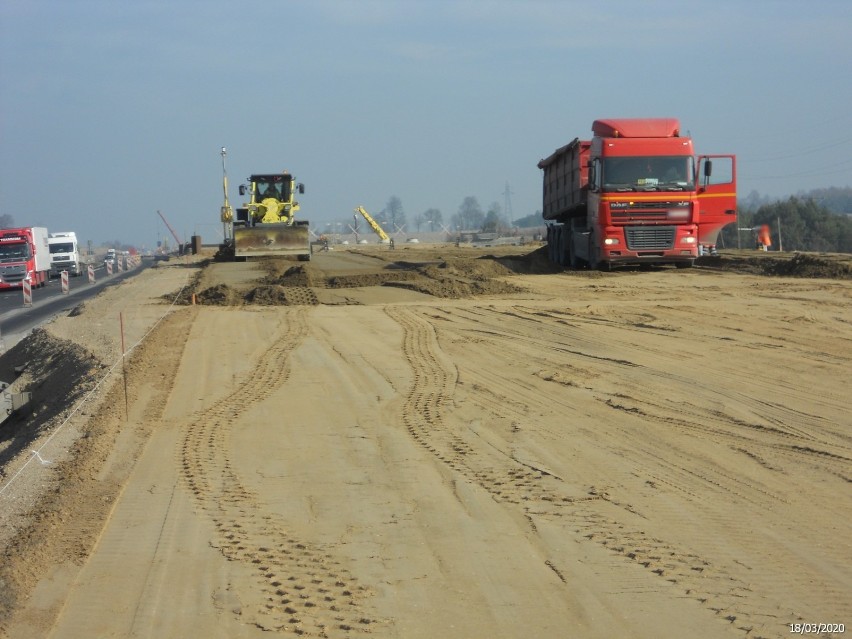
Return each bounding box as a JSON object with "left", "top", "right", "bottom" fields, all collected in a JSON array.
[{"left": 0, "top": 262, "right": 153, "bottom": 351}]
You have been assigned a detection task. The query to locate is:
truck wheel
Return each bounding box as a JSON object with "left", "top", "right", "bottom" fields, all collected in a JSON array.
[{"left": 568, "top": 239, "right": 580, "bottom": 269}]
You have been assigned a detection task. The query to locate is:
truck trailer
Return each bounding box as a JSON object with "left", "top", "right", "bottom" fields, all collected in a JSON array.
[
  {"left": 0, "top": 227, "right": 51, "bottom": 289},
  {"left": 48, "top": 231, "right": 82, "bottom": 277},
  {"left": 538, "top": 118, "right": 736, "bottom": 269}
]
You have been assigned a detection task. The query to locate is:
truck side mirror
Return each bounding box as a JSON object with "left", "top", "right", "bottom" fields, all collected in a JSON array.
[
  {"left": 703, "top": 160, "right": 713, "bottom": 177},
  {"left": 298, "top": 183, "right": 305, "bottom": 194},
  {"left": 239, "top": 185, "right": 246, "bottom": 196}
]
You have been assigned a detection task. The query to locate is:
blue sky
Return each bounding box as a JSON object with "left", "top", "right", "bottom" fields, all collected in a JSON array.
[{"left": 1, "top": 0, "right": 851, "bottom": 248}]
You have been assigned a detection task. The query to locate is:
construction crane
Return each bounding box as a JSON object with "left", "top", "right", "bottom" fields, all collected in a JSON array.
[
  {"left": 157, "top": 210, "right": 184, "bottom": 252},
  {"left": 354, "top": 206, "right": 390, "bottom": 244}
]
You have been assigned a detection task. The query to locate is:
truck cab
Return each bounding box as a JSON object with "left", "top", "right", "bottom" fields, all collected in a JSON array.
[{"left": 48, "top": 232, "right": 82, "bottom": 277}]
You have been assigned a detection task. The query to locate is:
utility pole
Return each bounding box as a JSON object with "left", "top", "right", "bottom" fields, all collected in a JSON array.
[
  {"left": 221, "top": 147, "right": 234, "bottom": 241},
  {"left": 777, "top": 216, "right": 783, "bottom": 252}
]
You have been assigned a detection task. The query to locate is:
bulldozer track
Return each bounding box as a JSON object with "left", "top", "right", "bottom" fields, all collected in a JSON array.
[
  {"left": 384, "top": 304, "right": 814, "bottom": 638},
  {"left": 179, "top": 307, "right": 379, "bottom": 636}
]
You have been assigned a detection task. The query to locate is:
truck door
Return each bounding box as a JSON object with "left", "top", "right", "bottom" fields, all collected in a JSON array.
[{"left": 696, "top": 155, "right": 737, "bottom": 247}]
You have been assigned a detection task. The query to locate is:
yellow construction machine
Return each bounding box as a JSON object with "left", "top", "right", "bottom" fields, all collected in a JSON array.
[
  {"left": 228, "top": 171, "right": 311, "bottom": 260},
  {"left": 354, "top": 206, "right": 391, "bottom": 244}
]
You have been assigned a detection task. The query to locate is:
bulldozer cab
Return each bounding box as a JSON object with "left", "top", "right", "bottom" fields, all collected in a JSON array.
[{"left": 245, "top": 174, "right": 291, "bottom": 202}]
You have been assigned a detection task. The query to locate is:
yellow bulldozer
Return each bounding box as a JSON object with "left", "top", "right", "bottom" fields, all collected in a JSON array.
[{"left": 223, "top": 169, "right": 311, "bottom": 261}]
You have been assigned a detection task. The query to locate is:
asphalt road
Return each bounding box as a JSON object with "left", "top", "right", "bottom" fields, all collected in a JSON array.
[{"left": 0, "top": 262, "right": 152, "bottom": 351}]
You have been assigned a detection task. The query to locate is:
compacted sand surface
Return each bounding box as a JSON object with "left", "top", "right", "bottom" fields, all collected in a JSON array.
[{"left": 0, "top": 245, "right": 850, "bottom": 639}]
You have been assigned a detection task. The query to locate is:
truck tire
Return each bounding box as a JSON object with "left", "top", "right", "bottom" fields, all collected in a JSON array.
[{"left": 568, "top": 229, "right": 581, "bottom": 269}]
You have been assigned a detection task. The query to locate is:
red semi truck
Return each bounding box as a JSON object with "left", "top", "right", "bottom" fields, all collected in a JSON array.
[
  {"left": 0, "top": 227, "right": 51, "bottom": 290},
  {"left": 538, "top": 118, "right": 736, "bottom": 269}
]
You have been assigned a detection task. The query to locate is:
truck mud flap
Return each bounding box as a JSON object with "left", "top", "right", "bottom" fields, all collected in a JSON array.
[{"left": 234, "top": 225, "right": 311, "bottom": 259}]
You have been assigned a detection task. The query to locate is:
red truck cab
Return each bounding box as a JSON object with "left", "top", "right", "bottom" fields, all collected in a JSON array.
[
  {"left": 540, "top": 118, "right": 736, "bottom": 269},
  {"left": 0, "top": 227, "right": 51, "bottom": 289}
]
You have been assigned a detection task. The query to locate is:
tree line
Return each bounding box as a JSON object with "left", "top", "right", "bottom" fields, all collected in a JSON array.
[
  {"left": 350, "top": 195, "right": 518, "bottom": 236},
  {"left": 719, "top": 187, "right": 852, "bottom": 253}
]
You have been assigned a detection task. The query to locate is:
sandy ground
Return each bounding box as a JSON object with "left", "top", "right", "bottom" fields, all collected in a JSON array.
[{"left": 0, "top": 245, "right": 850, "bottom": 639}]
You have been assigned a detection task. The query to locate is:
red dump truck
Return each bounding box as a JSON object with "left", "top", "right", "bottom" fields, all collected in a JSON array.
[
  {"left": 538, "top": 118, "right": 736, "bottom": 269},
  {"left": 0, "top": 227, "right": 51, "bottom": 290}
]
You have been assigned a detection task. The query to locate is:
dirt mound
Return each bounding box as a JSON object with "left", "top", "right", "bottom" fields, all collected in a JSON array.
[
  {"left": 702, "top": 252, "right": 852, "bottom": 279},
  {"left": 196, "top": 283, "right": 244, "bottom": 306},
  {"left": 768, "top": 253, "right": 852, "bottom": 278},
  {"left": 261, "top": 264, "right": 318, "bottom": 288},
  {"left": 388, "top": 262, "right": 523, "bottom": 299},
  {"left": 327, "top": 272, "right": 419, "bottom": 288},
  {"left": 244, "top": 285, "right": 319, "bottom": 306},
  {"left": 0, "top": 329, "right": 100, "bottom": 473},
  {"left": 493, "top": 246, "right": 563, "bottom": 275}
]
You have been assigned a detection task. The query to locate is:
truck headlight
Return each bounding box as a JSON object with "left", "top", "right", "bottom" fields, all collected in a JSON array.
[
  {"left": 681, "top": 236, "right": 696, "bottom": 244},
  {"left": 604, "top": 237, "right": 620, "bottom": 245}
]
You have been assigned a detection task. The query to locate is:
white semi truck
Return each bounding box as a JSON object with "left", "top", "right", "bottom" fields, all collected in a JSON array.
[{"left": 48, "top": 231, "right": 82, "bottom": 277}]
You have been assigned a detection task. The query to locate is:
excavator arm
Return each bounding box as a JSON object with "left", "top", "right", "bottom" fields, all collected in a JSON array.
[{"left": 354, "top": 206, "right": 390, "bottom": 243}]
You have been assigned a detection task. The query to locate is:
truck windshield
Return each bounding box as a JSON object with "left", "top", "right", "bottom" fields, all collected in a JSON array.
[
  {"left": 0, "top": 243, "right": 30, "bottom": 261},
  {"left": 49, "top": 242, "right": 74, "bottom": 253},
  {"left": 603, "top": 156, "right": 694, "bottom": 192}
]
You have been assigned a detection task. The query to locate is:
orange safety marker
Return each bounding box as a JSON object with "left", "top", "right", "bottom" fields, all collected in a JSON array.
[{"left": 757, "top": 224, "right": 772, "bottom": 251}]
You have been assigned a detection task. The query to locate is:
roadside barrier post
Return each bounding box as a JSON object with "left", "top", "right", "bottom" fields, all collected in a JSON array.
[
  {"left": 61, "top": 270, "right": 69, "bottom": 294},
  {"left": 22, "top": 280, "right": 32, "bottom": 307},
  {"left": 88, "top": 264, "right": 95, "bottom": 283},
  {"left": 106, "top": 261, "right": 113, "bottom": 276}
]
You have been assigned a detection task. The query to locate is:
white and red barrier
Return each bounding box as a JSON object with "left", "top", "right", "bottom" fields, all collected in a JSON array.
[
  {"left": 22, "top": 280, "right": 32, "bottom": 306},
  {"left": 88, "top": 264, "right": 95, "bottom": 283},
  {"left": 61, "top": 270, "right": 69, "bottom": 294},
  {"left": 106, "top": 261, "right": 113, "bottom": 276}
]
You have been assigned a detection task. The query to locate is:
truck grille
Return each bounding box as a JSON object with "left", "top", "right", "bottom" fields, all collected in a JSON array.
[
  {"left": 610, "top": 200, "right": 689, "bottom": 222},
  {"left": 625, "top": 226, "right": 676, "bottom": 250}
]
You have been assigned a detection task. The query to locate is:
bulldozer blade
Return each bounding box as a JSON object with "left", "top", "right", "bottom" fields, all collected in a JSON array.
[{"left": 234, "top": 224, "right": 311, "bottom": 259}]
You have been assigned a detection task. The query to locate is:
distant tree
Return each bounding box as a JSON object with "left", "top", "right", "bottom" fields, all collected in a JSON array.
[
  {"left": 452, "top": 196, "right": 484, "bottom": 231},
  {"left": 412, "top": 213, "right": 425, "bottom": 232},
  {"left": 797, "top": 186, "right": 852, "bottom": 214},
  {"left": 385, "top": 196, "right": 406, "bottom": 232},
  {"left": 513, "top": 212, "right": 542, "bottom": 228},
  {"left": 482, "top": 202, "right": 509, "bottom": 233},
  {"left": 0, "top": 213, "right": 14, "bottom": 229},
  {"left": 737, "top": 196, "right": 852, "bottom": 253},
  {"left": 422, "top": 208, "right": 443, "bottom": 232}
]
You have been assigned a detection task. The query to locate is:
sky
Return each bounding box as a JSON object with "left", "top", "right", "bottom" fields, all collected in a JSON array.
[{"left": 1, "top": 0, "right": 851, "bottom": 249}]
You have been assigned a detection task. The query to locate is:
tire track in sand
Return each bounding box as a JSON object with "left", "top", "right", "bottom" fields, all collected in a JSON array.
[
  {"left": 386, "top": 305, "right": 786, "bottom": 638},
  {"left": 180, "top": 307, "right": 380, "bottom": 637}
]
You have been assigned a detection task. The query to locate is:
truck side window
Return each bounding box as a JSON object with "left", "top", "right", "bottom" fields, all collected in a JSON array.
[{"left": 699, "top": 157, "right": 733, "bottom": 186}]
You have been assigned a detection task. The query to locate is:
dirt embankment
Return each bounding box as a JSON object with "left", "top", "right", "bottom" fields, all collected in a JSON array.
[{"left": 180, "top": 248, "right": 852, "bottom": 310}]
